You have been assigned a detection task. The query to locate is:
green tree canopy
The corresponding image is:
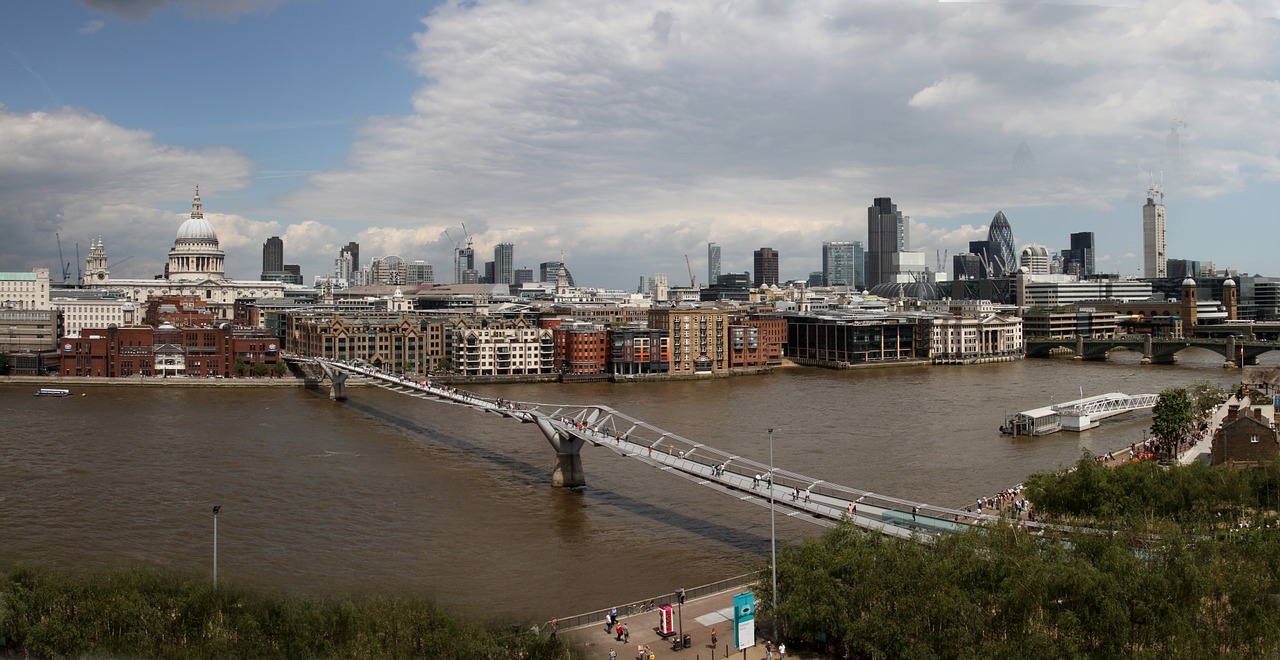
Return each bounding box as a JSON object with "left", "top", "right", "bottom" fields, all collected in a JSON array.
[{"left": 1151, "top": 387, "right": 1193, "bottom": 447}]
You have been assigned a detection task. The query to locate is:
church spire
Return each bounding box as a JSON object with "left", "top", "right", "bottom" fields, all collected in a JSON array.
[{"left": 191, "top": 185, "right": 203, "bottom": 219}]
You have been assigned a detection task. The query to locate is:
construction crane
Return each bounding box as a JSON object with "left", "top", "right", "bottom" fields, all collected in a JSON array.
[
  {"left": 684, "top": 254, "right": 696, "bottom": 288},
  {"left": 108, "top": 255, "right": 134, "bottom": 270},
  {"left": 55, "top": 233, "right": 71, "bottom": 283}
]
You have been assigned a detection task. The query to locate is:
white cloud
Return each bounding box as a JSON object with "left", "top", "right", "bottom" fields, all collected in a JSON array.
[
  {"left": 257, "top": 0, "right": 1280, "bottom": 285},
  {"left": 78, "top": 19, "right": 106, "bottom": 34},
  {"left": 0, "top": 106, "right": 252, "bottom": 279},
  {"left": 8, "top": 0, "right": 1279, "bottom": 286}
]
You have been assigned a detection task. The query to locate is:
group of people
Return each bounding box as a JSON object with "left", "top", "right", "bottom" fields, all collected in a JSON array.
[
  {"left": 975, "top": 483, "right": 1035, "bottom": 521},
  {"left": 604, "top": 608, "right": 630, "bottom": 644}
]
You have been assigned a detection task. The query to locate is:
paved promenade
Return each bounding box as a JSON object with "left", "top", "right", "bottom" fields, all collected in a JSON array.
[{"left": 561, "top": 589, "right": 811, "bottom": 660}]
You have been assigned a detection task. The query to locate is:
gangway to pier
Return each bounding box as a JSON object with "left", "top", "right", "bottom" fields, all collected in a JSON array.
[
  {"left": 1002, "top": 392, "right": 1158, "bottom": 436},
  {"left": 309, "top": 358, "right": 1031, "bottom": 542}
]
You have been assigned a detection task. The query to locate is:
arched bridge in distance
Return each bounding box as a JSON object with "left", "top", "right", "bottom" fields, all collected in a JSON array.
[
  {"left": 296, "top": 357, "right": 1053, "bottom": 543},
  {"left": 1025, "top": 335, "right": 1280, "bottom": 366}
]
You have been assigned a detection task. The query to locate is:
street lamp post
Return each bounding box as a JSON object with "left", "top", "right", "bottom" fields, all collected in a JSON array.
[
  {"left": 212, "top": 505, "right": 221, "bottom": 588},
  {"left": 768, "top": 427, "right": 778, "bottom": 649}
]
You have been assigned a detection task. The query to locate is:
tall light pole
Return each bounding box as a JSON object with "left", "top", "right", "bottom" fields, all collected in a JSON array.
[
  {"left": 212, "top": 505, "right": 221, "bottom": 588},
  {"left": 768, "top": 428, "right": 778, "bottom": 648}
]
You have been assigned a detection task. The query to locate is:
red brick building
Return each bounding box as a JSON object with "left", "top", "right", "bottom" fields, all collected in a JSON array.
[
  {"left": 551, "top": 322, "right": 608, "bottom": 375},
  {"left": 60, "top": 324, "right": 279, "bottom": 378}
]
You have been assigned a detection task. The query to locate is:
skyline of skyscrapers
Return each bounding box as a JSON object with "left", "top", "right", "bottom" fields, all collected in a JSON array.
[{"left": 1143, "top": 187, "right": 1167, "bottom": 278}]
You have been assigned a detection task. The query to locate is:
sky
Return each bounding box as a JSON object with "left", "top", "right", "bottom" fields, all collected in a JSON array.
[{"left": 2, "top": 0, "right": 1278, "bottom": 291}]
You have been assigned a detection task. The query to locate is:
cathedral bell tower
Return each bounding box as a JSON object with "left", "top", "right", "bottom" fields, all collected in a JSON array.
[
  {"left": 1179, "top": 277, "right": 1198, "bottom": 338},
  {"left": 85, "top": 236, "right": 110, "bottom": 285}
]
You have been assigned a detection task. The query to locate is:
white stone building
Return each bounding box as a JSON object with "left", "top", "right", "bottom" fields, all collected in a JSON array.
[{"left": 930, "top": 314, "right": 1024, "bottom": 364}]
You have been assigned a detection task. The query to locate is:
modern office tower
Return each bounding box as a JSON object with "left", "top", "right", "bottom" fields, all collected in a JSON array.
[
  {"left": 514, "top": 268, "right": 534, "bottom": 285},
  {"left": 822, "top": 241, "right": 856, "bottom": 287},
  {"left": 262, "top": 236, "right": 284, "bottom": 274},
  {"left": 753, "top": 247, "right": 779, "bottom": 287},
  {"left": 807, "top": 271, "right": 824, "bottom": 288},
  {"left": 638, "top": 275, "right": 653, "bottom": 295},
  {"left": 1167, "top": 258, "right": 1200, "bottom": 281},
  {"left": 340, "top": 242, "right": 360, "bottom": 273},
  {"left": 483, "top": 261, "right": 495, "bottom": 284},
  {"left": 866, "top": 197, "right": 908, "bottom": 289},
  {"left": 494, "top": 242, "right": 514, "bottom": 285},
  {"left": 852, "top": 240, "right": 866, "bottom": 289},
  {"left": 967, "top": 240, "right": 997, "bottom": 279},
  {"left": 454, "top": 241, "right": 474, "bottom": 284},
  {"left": 953, "top": 253, "right": 983, "bottom": 280},
  {"left": 370, "top": 255, "right": 407, "bottom": 285},
  {"left": 1069, "top": 232, "right": 1095, "bottom": 277},
  {"left": 334, "top": 251, "right": 354, "bottom": 284},
  {"left": 406, "top": 260, "right": 434, "bottom": 285},
  {"left": 1143, "top": 187, "right": 1167, "bottom": 278},
  {"left": 708, "top": 243, "right": 721, "bottom": 286},
  {"left": 539, "top": 261, "right": 575, "bottom": 286},
  {"left": 1020, "top": 244, "right": 1050, "bottom": 274},
  {"left": 986, "top": 211, "right": 1016, "bottom": 277}
]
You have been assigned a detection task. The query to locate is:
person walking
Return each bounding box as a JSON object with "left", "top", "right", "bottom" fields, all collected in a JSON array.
[
  {"left": 623, "top": 623, "right": 629, "bottom": 643},
  {"left": 779, "top": 642, "right": 787, "bottom": 658},
  {"left": 609, "top": 649, "right": 617, "bottom": 660},
  {"left": 710, "top": 627, "right": 717, "bottom": 647}
]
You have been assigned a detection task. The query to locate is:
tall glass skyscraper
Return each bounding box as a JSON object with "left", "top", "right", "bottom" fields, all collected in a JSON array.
[
  {"left": 1143, "top": 190, "right": 1167, "bottom": 278},
  {"left": 822, "top": 241, "right": 856, "bottom": 287},
  {"left": 867, "top": 197, "right": 908, "bottom": 289},
  {"left": 986, "top": 211, "right": 1016, "bottom": 277},
  {"left": 707, "top": 242, "right": 721, "bottom": 287},
  {"left": 494, "top": 242, "right": 514, "bottom": 285}
]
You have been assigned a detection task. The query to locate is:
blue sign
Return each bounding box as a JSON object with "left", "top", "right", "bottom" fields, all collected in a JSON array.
[{"left": 732, "top": 591, "right": 755, "bottom": 651}]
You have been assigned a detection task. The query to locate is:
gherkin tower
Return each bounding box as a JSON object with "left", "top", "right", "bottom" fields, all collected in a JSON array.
[{"left": 987, "top": 211, "right": 1016, "bottom": 277}]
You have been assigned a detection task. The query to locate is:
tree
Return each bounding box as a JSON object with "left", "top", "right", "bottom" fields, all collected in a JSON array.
[
  {"left": 401, "top": 360, "right": 413, "bottom": 374},
  {"left": 1151, "top": 388, "right": 1193, "bottom": 459},
  {"left": 0, "top": 352, "right": 8, "bottom": 375},
  {"left": 273, "top": 362, "right": 287, "bottom": 378},
  {"left": 436, "top": 358, "right": 454, "bottom": 373},
  {"left": 1187, "top": 381, "right": 1227, "bottom": 419},
  {"left": 251, "top": 363, "right": 269, "bottom": 377},
  {"left": 233, "top": 359, "right": 247, "bottom": 377}
]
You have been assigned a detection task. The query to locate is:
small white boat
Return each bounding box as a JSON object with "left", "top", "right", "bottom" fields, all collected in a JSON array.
[{"left": 35, "top": 388, "right": 71, "bottom": 397}]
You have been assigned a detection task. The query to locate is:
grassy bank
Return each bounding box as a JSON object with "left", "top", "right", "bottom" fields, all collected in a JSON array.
[{"left": 0, "top": 564, "right": 575, "bottom": 659}]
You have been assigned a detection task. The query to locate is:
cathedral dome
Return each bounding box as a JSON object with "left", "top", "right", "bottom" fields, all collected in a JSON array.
[
  {"left": 175, "top": 185, "right": 219, "bottom": 244},
  {"left": 177, "top": 215, "right": 218, "bottom": 242}
]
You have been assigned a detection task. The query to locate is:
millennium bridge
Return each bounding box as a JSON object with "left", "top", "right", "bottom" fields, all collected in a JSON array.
[{"left": 296, "top": 357, "right": 1030, "bottom": 542}]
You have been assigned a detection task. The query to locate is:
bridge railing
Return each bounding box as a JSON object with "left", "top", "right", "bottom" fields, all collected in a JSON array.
[{"left": 546, "top": 571, "right": 761, "bottom": 633}]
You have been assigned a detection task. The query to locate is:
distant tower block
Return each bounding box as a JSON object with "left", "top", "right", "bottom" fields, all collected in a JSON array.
[{"left": 1143, "top": 180, "right": 1167, "bottom": 279}]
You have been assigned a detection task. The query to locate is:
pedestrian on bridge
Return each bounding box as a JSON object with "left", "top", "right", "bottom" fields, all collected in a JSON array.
[{"left": 623, "top": 623, "right": 629, "bottom": 643}]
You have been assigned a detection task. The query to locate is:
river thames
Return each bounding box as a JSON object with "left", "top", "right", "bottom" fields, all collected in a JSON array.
[{"left": 2, "top": 349, "right": 1273, "bottom": 620}]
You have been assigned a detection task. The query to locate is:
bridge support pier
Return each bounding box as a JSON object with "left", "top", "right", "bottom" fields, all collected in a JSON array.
[
  {"left": 535, "top": 417, "right": 586, "bottom": 488},
  {"left": 329, "top": 371, "right": 348, "bottom": 400}
]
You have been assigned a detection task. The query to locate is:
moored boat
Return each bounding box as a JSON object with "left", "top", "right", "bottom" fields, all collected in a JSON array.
[{"left": 35, "top": 388, "right": 71, "bottom": 397}]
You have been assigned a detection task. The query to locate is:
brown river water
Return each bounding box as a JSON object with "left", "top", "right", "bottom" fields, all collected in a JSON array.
[{"left": 2, "top": 348, "right": 1272, "bottom": 620}]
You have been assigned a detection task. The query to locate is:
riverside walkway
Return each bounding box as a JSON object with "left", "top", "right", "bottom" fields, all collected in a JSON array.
[{"left": 310, "top": 358, "right": 1026, "bottom": 541}]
